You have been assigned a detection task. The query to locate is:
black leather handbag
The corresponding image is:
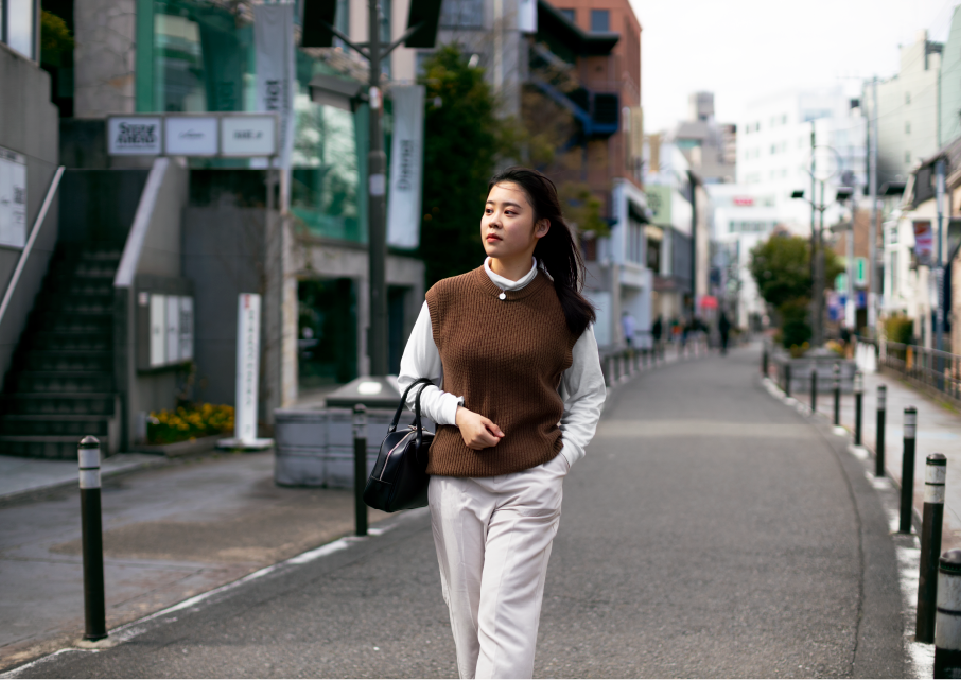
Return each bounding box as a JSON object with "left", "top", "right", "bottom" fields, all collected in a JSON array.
[{"left": 363, "top": 378, "right": 435, "bottom": 512}]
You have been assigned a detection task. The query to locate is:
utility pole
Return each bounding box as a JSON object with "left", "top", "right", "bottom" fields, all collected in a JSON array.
[
  {"left": 936, "top": 157, "right": 946, "bottom": 353},
  {"left": 810, "top": 124, "right": 817, "bottom": 345},
  {"left": 869, "top": 75, "right": 879, "bottom": 333},
  {"left": 816, "top": 178, "right": 826, "bottom": 346},
  {"left": 847, "top": 177, "right": 857, "bottom": 330},
  {"left": 367, "top": 0, "right": 388, "bottom": 376}
]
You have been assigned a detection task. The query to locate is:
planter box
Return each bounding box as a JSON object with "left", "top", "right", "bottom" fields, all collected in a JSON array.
[
  {"left": 132, "top": 433, "right": 226, "bottom": 457},
  {"left": 274, "top": 407, "right": 435, "bottom": 488},
  {"left": 772, "top": 350, "right": 857, "bottom": 394}
]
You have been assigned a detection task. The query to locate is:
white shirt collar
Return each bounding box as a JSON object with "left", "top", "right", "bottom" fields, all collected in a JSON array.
[{"left": 484, "top": 257, "right": 538, "bottom": 292}]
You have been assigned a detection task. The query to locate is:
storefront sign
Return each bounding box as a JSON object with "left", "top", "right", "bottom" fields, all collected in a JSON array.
[
  {"left": 165, "top": 117, "right": 218, "bottom": 156},
  {"left": 387, "top": 85, "right": 425, "bottom": 249},
  {"left": 0, "top": 148, "right": 26, "bottom": 248},
  {"left": 149, "top": 293, "right": 195, "bottom": 367},
  {"left": 234, "top": 294, "right": 261, "bottom": 443},
  {"left": 733, "top": 196, "right": 754, "bottom": 207},
  {"left": 108, "top": 117, "right": 162, "bottom": 156},
  {"left": 913, "top": 220, "right": 933, "bottom": 265},
  {"left": 221, "top": 116, "right": 277, "bottom": 157}
]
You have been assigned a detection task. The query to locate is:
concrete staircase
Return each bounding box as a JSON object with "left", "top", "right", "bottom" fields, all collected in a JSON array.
[{"left": 0, "top": 246, "right": 120, "bottom": 458}]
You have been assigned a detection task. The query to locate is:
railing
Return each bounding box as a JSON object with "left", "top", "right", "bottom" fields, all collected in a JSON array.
[
  {"left": 878, "top": 340, "right": 961, "bottom": 401},
  {"left": 598, "top": 334, "right": 710, "bottom": 386}
]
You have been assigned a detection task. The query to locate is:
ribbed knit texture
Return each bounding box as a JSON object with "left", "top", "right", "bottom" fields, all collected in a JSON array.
[{"left": 425, "top": 265, "right": 577, "bottom": 477}]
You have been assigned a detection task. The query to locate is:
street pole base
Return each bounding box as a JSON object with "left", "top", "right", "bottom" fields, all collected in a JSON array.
[{"left": 216, "top": 438, "right": 275, "bottom": 451}]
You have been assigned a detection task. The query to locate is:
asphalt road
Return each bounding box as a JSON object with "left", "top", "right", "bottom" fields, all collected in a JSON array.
[{"left": 5, "top": 345, "right": 906, "bottom": 678}]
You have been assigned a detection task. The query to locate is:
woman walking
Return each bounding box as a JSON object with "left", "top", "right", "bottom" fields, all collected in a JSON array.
[{"left": 398, "top": 167, "right": 606, "bottom": 679}]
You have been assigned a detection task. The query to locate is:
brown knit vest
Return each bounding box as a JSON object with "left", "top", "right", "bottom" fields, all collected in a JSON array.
[{"left": 425, "top": 265, "right": 577, "bottom": 477}]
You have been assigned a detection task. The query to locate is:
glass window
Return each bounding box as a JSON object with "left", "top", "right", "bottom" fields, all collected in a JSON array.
[
  {"left": 6, "top": 0, "right": 35, "bottom": 58},
  {"left": 905, "top": 121, "right": 911, "bottom": 135},
  {"left": 439, "top": 0, "right": 484, "bottom": 29},
  {"left": 906, "top": 91, "right": 911, "bottom": 105},
  {"left": 905, "top": 151, "right": 911, "bottom": 164},
  {"left": 559, "top": 8, "right": 575, "bottom": 22},
  {"left": 590, "top": 9, "right": 609, "bottom": 32}
]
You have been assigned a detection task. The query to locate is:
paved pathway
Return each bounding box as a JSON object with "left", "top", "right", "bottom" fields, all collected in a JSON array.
[{"left": 2, "top": 346, "right": 905, "bottom": 678}]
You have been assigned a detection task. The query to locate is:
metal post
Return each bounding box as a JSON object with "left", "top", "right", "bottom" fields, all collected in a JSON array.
[
  {"left": 876, "top": 385, "right": 887, "bottom": 477},
  {"left": 810, "top": 123, "right": 817, "bottom": 346},
  {"left": 785, "top": 363, "right": 791, "bottom": 398},
  {"left": 762, "top": 347, "right": 768, "bottom": 377},
  {"left": 816, "top": 178, "right": 826, "bottom": 347},
  {"left": 900, "top": 406, "right": 917, "bottom": 534},
  {"left": 854, "top": 370, "right": 864, "bottom": 446},
  {"left": 78, "top": 436, "right": 107, "bottom": 641},
  {"left": 833, "top": 362, "right": 841, "bottom": 426},
  {"left": 918, "top": 453, "right": 947, "bottom": 643},
  {"left": 868, "top": 75, "right": 879, "bottom": 331},
  {"left": 935, "top": 549, "right": 961, "bottom": 678},
  {"left": 353, "top": 405, "right": 368, "bottom": 537},
  {"left": 367, "top": 0, "right": 388, "bottom": 376},
  {"left": 810, "top": 367, "right": 818, "bottom": 413}
]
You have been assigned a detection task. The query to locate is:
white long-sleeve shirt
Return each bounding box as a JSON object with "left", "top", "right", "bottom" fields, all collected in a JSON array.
[{"left": 397, "top": 258, "right": 607, "bottom": 469}]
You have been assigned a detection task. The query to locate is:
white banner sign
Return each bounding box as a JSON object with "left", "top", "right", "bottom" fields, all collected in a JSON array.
[
  {"left": 165, "top": 117, "right": 218, "bottom": 156},
  {"left": 254, "top": 3, "right": 295, "bottom": 169},
  {"left": 387, "top": 85, "right": 425, "bottom": 249},
  {"left": 221, "top": 116, "right": 277, "bottom": 157},
  {"left": 234, "top": 293, "right": 261, "bottom": 443},
  {"left": 0, "top": 148, "right": 26, "bottom": 249},
  {"left": 108, "top": 117, "right": 162, "bottom": 155}
]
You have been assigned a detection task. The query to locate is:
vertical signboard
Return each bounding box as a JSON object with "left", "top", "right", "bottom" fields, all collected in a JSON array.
[
  {"left": 150, "top": 294, "right": 166, "bottom": 367},
  {"left": 179, "top": 297, "right": 194, "bottom": 361},
  {"left": 387, "top": 85, "right": 425, "bottom": 248},
  {"left": 234, "top": 294, "right": 261, "bottom": 443},
  {"left": 0, "top": 148, "right": 27, "bottom": 248},
  {"left": 165, "top": 295, "right": 180, "bottom": 363},
  {"left": 254, "top": 4, "right": 295, "bottom": 169}
]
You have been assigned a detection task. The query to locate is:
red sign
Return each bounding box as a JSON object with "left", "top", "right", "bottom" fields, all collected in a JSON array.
[{"left": 733, "top": 196, "right": 754, "bottom": 206}]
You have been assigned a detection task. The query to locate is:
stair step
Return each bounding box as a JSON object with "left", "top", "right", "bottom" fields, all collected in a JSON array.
[
  {"left": 37, "top": 317, "right": 112, "bottom": 333},
  {"left": 0, "top": 435, "right": 101, "bottom": 459},
  {"left": 24, "top": 351, "right": 112, "bottom": 372},
  {"left": 14, "top": 371, "right": 112, "bottom": 394},
  {"left": 28, "top": 332, "right": 110, "bottom": 351},
  {"left": 0, "top": 394, "right": 115, "bottom": 416},
  {"left": 0, "top": 415, "right": 109, "bottom": 437}
]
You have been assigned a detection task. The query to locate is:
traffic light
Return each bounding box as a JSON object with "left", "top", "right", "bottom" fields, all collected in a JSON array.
[
  {"left": 404, "top": 0, "right": 443, "bottom": 48},
  {"left": 302, "top": 0, "right": 337, "bottom": 48}
]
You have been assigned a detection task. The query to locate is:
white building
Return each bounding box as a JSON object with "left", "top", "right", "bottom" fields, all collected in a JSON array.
[{"left": 737, "top": 87, "right": 866, "bottom": 235}]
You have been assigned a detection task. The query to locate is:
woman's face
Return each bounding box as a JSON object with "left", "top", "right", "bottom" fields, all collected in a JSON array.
[{"left": 480, "top": 182, "right": 549, "bottom": 261}]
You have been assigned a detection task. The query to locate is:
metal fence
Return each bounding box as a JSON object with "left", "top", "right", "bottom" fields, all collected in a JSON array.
[{"left": 877, "top": 340, "right": 961, "bottom": 401}]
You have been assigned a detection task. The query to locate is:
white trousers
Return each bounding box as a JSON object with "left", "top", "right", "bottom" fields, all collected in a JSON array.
[{"left": 429, "top": 454, "right": 569, "bottom": 680}]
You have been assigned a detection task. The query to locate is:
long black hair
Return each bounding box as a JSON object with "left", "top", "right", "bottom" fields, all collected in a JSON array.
[{"left": 487, "top": 167, "right": 596, "bottom": 338}]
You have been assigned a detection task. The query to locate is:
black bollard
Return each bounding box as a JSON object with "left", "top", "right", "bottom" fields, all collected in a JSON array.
[
  {"left": 935, "top": 550, "right": 961, "bottom": 678},
  {"left": 785, "top": 363, "right": 791, "bottom": 399},
  {"left": 917, "top": 453, "right": 947, "bottom": 643},
  {"left": 900, "top": 406, "right": 917, "bottom": 534},
  {"left": 810, "top": 367, "right": 818, "bottom": 414},
  {"left": 876, "top": 385, "right": 887, "bottom": 477},
  {"left": 353, "top": 405, "right": 368, "bottom": 537},
  {"left": 832, "top": 363, "right": 841, "bottom": 426},
  {"left": 762, "top": 347, "right": 768, "bottom": 377},
  {"left": 78, "top": 436, "right": 107, "bottom": 641},
  {"left": 854, "top": 370, "right": 863, "bottom": 447}
]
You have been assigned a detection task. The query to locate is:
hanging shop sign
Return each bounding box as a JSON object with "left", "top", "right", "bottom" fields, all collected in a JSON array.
[
  {"left": 913, "top": 220, "right": 933, "bottom": 266},
  {"left": 0, "top": 147, "right": 26, "bottom": 249},
  {"left": 387, "top": 85, "right": 425, "bottom": 249},
  {"left": 108, "top": 117, "right": 163, "bottom": 156},
  {"left": 254, "top": 3, "right": 295, "bottom": 169}
]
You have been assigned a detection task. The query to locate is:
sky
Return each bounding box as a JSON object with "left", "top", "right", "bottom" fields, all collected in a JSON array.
[{"left": 634, "top": 0, "right": 958, "bottom": 132}]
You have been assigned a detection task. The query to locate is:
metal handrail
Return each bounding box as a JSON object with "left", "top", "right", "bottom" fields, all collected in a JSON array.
[{"left": 878, "top": 339, "right": 961, "bottom": 401}]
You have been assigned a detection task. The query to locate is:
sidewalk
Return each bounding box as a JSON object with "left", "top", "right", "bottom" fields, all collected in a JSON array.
[
  {"left": 782, "top": 362, "right": 961, "bottom": 552},
  {"left": 0, "top": 451, "right": 390, "bottom": 670}
]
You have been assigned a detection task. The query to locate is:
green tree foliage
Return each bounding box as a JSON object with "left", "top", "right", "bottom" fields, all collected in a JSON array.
[
  {"left": 749, "top": 234, "right": 844, "bottom": 348},
  {"left": 40, "top": 11, "right": 73, "bottom": 67},
  {"left": 418, "top": 46, "right": 506, "bottom": 287}
]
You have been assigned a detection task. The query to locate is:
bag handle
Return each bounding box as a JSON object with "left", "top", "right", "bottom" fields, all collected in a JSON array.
[{"left": 388, "top": 378, "right": 435, "bottom": 433}]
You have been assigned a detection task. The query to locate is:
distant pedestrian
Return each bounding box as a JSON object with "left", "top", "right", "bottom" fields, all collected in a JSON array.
[
  {"left": 718, "top": 311, "right": 731, "bottom": 354},
  {"left": 652, "top": 316, "right": 663, "bottom": 345},
  {"left": 621, "top": 310, "right": 636, "bottom": 348},
  {"left": 398, "top": 167, "right": 607, "bottom": 679}
]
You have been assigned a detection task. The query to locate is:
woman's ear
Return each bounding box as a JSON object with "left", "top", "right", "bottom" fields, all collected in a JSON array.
[{"left": 535, "top": 218, "right": 551, "bottom": 239}]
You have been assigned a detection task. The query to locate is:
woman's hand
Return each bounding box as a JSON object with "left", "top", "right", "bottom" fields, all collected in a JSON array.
[{"left": 455, "top": 407, "right": 504, "bottom": 450}]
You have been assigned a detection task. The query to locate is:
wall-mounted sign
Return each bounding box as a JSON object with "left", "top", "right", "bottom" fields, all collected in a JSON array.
[
  {"left": 165, "top": 117, "right": 218, "bottom": 156},
  {"left": 221, "top": 116, "right": 277, "bottom": 157},
  {"left": 733, "top": 196, "right": 754, "bottom": 207},
  {"left": 149, "top": 293, "right": 195, "bottom": 367},
  {"left": 0, "top": 147, "right": 26, "bottom": 248},
  {"left": 108, "top": 117, "right": 162, "bottom": 156}
]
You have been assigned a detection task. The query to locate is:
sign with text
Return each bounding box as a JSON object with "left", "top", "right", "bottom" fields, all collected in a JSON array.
[
  {"left": 234, "top": 294, "right": 261, "bottom": 443},
  {"left": 913, "top": 220, "right": 933, "bottom": 265},
  {"left": 221, "top": 116, "right": 277, "bottom": 157},
  {"left": 108, "top": 117, "right": 162, "bottom": 155},
  {"left": 165, "top": 117, "right": 218, "bottom": 156},
  {"left": 0, "top": 147, "right": 26, "bottom": 248},
  {"left": 254, "top": 3, "right": 295, "bottom": 168},
  {"left": 149, "top": 293, "right": 195, "bottom": 367},
  {"left": 387, "top": 85, "right": 425, "bottom": 249}
]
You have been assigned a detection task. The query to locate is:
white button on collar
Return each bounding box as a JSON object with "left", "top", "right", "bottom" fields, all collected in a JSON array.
[{"left": 499, "top": 293, "right": 506, "bottom": 300}]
